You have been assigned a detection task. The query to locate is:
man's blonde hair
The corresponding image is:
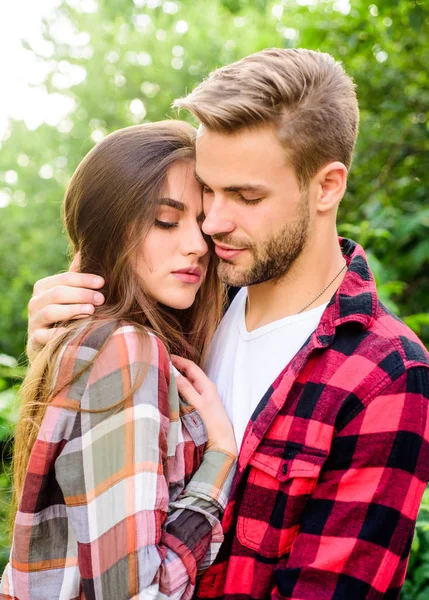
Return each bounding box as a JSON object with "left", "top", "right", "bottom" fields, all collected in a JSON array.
[{"left": 174, "top": 48, "right": 359, "bottom": 188}]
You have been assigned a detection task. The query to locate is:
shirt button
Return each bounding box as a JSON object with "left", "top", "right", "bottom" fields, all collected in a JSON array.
[{"left": 282, "top": 464, "right": 288, "bottom": 475}]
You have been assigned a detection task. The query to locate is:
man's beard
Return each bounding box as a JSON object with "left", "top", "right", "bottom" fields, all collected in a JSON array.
[{"left": 214, "top": 192, "right": 310, "bottom": 287}]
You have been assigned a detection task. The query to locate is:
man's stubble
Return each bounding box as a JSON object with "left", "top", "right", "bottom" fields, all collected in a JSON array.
[{"left": 214, "top": 191, "right": 310, "bottom": 288}]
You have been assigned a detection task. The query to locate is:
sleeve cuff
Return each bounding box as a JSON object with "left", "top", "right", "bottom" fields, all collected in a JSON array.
[{"left": 185, "top": 449, "right": 236, "bottom": 511}]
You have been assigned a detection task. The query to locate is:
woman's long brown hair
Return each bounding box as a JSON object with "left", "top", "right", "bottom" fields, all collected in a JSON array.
[{"left": 11, "top": 120, "right": 226, "bottom": 528}]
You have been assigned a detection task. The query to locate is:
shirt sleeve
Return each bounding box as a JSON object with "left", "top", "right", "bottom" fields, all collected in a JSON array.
[
  {"left": 53, "top": 325, "right": 235, "bottom": 600},
  {"left": 271, "top": 366, "right": 429, "bottom": 600}
]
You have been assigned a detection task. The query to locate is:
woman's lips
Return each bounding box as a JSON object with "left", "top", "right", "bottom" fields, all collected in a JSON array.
[
  {"left": 172, "top": 267, "right": 202, "bottom": 284},
  {"left": 214, "top": 244, "right": 245, "bottom": 261}
]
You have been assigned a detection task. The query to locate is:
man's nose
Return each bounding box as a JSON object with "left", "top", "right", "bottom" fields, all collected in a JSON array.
[{"left": 202, "top": 197, "right": 235, "bottom": 237}]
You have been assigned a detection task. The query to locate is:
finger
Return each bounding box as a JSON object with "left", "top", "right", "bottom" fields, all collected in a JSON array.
[
  {"left": 171, "top": 356, "right": 207, "bottom": 393},
  {"left": 174, "top": 373, "right": 203, "bottom": 410},
  {"left": 33, "top": 271, "right": 104, "bottom": 295},
  {"left": 69, "top": 252, "right": 81, "bottom": 272},
  {"left": 171, "top": 355, "right": 204, "bottom": 379},
  {"left": 30, "top": 304, "right": 95, "bottom": 332},
  {"left": 29, "top": 286, "right": 104, "bottom": 314}
]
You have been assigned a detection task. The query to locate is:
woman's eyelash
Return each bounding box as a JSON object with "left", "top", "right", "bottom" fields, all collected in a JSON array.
[{"left": 155, "top": 219, "right": 178, "bottom": 229}]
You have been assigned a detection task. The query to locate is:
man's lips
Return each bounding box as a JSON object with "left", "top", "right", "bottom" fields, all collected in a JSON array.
[
  {"left": 172, "top": 266, "right": 202, "bottom": 284},
  {"left": 214, "top": 244, "right": 246, "bottom": 261}
]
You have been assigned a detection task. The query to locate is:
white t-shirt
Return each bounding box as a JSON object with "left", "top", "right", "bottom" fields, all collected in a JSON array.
[{"left": 205, "top": 288, "right": 327, "bottom": 449}]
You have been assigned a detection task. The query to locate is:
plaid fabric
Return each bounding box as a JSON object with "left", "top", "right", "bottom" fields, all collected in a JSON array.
[
  {"left": 197, "top": 238, "right": 429, "bottom": 600},
  {"left": 1, "top": 323, "right": 235, "bottom": 600}
]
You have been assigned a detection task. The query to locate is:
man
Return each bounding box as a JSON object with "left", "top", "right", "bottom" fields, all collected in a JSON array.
[{"left": 27, "top": 49, "right": 429, "bottom": 599}]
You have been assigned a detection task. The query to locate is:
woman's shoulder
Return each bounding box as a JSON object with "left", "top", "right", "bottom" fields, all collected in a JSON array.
[
  {"left": 60, "top": 319, "right": 171, "bottom": 378},
  {"left": 53, "top": 320, "right": 173, "bottom": 411},
  {"left": 113, "top": 321, "right": 172, "bottom": 375}
]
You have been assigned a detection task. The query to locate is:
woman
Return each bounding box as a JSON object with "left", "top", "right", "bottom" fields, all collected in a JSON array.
[{"left": 1, "top": 121, "right": 237, "bottom": 599}]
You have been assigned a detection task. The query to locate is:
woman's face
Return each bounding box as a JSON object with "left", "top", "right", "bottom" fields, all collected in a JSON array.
[{"left": 136, "top": 159, "right": 210, "bottom": 309}]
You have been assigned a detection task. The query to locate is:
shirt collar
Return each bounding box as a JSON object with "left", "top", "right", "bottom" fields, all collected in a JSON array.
[{"left": 314, "top": 238, "right": 377, "bottom": 347}]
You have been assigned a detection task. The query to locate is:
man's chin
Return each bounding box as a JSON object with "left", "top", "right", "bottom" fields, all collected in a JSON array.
[
  {"left": 217, "top": 261, "right": 253, "bottom": 287},
  {"left": 218, "top": 259, "right": 290, "bottom": 288}
]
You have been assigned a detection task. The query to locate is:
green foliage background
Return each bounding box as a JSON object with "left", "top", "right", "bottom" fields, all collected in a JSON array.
[{"left": 0, "top": 0, "right": 428, "bottom": 595}]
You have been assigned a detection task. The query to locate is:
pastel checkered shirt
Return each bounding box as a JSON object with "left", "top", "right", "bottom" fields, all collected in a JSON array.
[{"left": 1, "top": 323, "right": 235, "bottom": 599}]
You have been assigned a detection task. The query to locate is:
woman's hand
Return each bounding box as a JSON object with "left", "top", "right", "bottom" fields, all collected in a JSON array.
[{"left": 171, "top": 355, "right": 238, "bottom": 458}]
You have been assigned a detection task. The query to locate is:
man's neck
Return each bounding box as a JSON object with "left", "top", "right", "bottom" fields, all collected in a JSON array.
[{"left": 245, "top": 233, "right": 345, "bottom": 332}]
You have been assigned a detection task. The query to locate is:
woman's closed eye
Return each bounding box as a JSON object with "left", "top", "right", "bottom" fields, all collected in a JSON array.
[
  {"left": 155, "top": 219, "right": 178, "bottom": 229},
  {"left": 154, "top": 207, "right": 181, "bottom": 229}
]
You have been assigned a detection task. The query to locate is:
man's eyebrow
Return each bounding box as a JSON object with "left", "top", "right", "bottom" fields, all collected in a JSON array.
[
  {"left": 222, "top": 184, "right": 268, "bottom": 193},
  {"left": 194, "top": 172, "right": 268, "bottom": 194},
  {"left": 156, "top": 197, "right": 185, "bottom": 211}
]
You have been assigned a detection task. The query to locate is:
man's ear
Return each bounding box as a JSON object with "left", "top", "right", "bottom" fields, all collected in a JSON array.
[{"left": 315, "top": 161, "right": 348, "bottom": 212}]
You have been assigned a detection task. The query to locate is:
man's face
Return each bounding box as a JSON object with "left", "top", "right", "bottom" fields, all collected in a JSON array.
[{"left": 196, "top": 124, "right": 311, "bottom": 287}]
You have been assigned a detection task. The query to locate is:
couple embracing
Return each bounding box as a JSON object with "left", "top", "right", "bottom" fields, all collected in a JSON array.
[{"left": 2, "top": 48, "right": 429, "bottom": 600}]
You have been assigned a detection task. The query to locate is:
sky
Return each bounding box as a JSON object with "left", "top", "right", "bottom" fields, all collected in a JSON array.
[
  {"left": 0, "top": 0, "right": 95, "bottom": 139},
  {"left": 1, "top": 1, "right": 55, "bottom": 138}
]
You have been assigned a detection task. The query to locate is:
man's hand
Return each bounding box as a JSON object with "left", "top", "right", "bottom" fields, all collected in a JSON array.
[{"left": 27, "top": 255, "right": 105, "bottom": 359}]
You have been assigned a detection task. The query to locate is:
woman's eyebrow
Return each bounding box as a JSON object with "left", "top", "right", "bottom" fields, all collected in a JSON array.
[{"left": 156, "top": 197, "right": 186, "bottom": 211}]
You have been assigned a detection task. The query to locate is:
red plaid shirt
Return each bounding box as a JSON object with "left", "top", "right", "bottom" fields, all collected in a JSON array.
[{"left": 197, "top": 238, "right": 429, "bottom": 600}]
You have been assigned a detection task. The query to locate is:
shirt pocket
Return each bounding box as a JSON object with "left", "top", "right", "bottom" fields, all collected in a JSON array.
[{"left": 236, "top": 443, "right": 325, "bottom": 558}]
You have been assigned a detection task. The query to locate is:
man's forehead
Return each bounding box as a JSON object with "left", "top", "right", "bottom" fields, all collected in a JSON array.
[
  {"left": 194, "top": 124, "right": 296, "bottom": 191},
  {"left": 196, "top": 125, "right": 287, "bottom": 165}
]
